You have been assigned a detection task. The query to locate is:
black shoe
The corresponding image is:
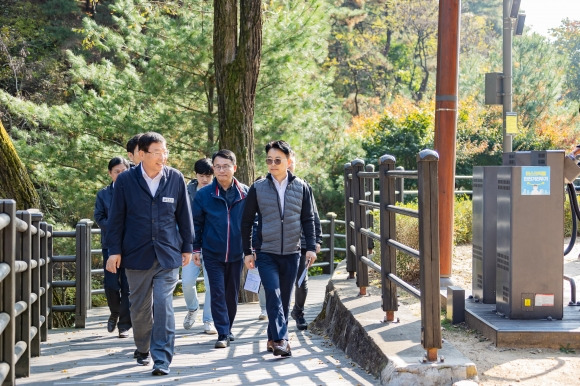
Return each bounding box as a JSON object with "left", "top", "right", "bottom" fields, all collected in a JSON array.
[
  {"left": 291, "top": 310, "right": 308, "bottom": 330},
  {"left": 135, "top": 351, "right": 151, "bottom": 366},
  {"left": 295, "top": 316, "right": 308, "bottom": 330},
  {"left": 228, "top": 332, "right": 235, "bottom": 341},
  {"left": 107, "top": 314, "right": 118, "bottom": 333},
  {"left": 215, "top": 335, "right": 230, "bottom": 348},
  {"left": 119, "top": 329, "right": 129, "bottom": 338},
  {"left": 133, "top": 349, "right": 139, "bottom": 358}
]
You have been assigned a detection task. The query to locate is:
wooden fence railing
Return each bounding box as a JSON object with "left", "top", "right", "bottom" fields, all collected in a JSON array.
[
  {"left": 45, "top": 214, "right": 346, "bottom": 329},
  {"left": 0, "top": 199, "right": 53, "bottom": 385},
  {"left": 344, "top": 150, "right": 442, "bottom": 362}
]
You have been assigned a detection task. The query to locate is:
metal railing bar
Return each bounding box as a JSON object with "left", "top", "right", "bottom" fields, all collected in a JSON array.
[
  {"left": 387, "top": 239, "right": 420, "bottom": 259},
  {"left": 0, "top": 263, "right": 10, "bottom": 282},
  {"left": 0, "top": 213, "right": 10, "bottom": 231},
  {"left": 359, "top": 227, "right": 380, "bottom": 242},
  {"left": 386, "top": 205, "right": 419, "bottom": 218},
  {"left": 387, "top": 273, "right": 421, "bottom": 299},
  {"left": 358, "top": 200, "right": 380, "bottom": 210}
]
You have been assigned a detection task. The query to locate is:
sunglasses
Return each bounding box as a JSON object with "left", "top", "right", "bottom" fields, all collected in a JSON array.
[{"left": 266, "top": 158, "right": 284, "bottom": 165}]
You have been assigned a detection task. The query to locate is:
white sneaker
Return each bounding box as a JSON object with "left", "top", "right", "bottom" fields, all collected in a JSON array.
[
  {"left": 258, "top": 310, "right": 268, "bottom": 320},
  {"left": 204, "top": 321, "right": 217, "bottom": 335},
  {"left": 183, "top": 309, "right": 198, "bottom": 330}
]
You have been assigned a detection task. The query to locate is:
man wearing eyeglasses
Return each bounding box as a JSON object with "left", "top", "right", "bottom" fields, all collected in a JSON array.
[
  {"left": 106, "top": 132, "right": 193, "bottom": 376},
  {"left": 241, "top": 140, "right": 316, "bottom": 357},
  {"left": 191, "top": 149, "right": 249, "bottom": 349}
]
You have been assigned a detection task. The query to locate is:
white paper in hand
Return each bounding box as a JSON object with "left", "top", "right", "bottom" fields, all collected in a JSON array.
[{"left": 244, "top": 268, "right": 261, "bottom": 293}]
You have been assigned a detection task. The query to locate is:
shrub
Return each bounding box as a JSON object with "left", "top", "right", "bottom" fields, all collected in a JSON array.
[{"left": 454, "top": 195, "right": 473, "bottom": 245}]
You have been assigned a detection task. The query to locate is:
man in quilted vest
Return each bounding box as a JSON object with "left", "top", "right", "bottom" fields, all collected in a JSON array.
[{"left": 241, "top": 140, "right": 316, "bottom": 357}]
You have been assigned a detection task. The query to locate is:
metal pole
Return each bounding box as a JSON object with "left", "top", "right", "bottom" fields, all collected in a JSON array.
[
  {"left": 503, "top": 0, "right": 513, "bottom": 152},
  {"left": 434, "top": 0, "right": 460, "bottom": 277}
]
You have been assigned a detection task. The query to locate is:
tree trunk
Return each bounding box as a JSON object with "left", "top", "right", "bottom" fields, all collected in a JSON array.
[
  {"left": 0, "top": 120, "right": 40, "bottom": 209},
  {"left": 214, "top": 0, "right": 262, "bottom": 302},
  {"left": 213, "top": 0, "right": 262, "bottom": 186}
]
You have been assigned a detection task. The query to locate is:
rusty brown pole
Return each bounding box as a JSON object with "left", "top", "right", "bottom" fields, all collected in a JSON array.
[{"left": 434, "top": 0, "right": 461, "bottom": 278}]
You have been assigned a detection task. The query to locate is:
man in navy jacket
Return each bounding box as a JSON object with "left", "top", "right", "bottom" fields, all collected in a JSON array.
[
  {"left": 106, "top": 132, "right": 193, "bottom": 376},
  {"left": 192, "top": 149, "right": 249, "bottom": 349}
]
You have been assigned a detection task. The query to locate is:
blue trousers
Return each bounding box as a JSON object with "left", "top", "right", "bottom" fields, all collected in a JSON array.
[
  {"left": 181, "top": 256, "right": 213, "bottom": 322},
  {"left": 126, "top": 260, "right": 179, "bottom": 370},
  {"left": 204, "top": 258, "right": 243, "bottom": 336},
  {"left": 102, "top": 249, "right": 131, "bottom": 330},
  {"left": 257, "top": 251, "right": 300, "bottom": 341}
]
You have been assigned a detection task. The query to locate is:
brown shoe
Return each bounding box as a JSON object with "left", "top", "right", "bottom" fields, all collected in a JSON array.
[
  {"left": 272, "top": 339, "right": 291, "bottom": 357},
  {"left": 267, "top": 340, "right": 274, "bottom": 352}
]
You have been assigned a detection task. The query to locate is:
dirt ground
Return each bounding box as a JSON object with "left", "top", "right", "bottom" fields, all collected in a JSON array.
[{"left": 444, "top": 244, "right": 580, "bottom": 385}]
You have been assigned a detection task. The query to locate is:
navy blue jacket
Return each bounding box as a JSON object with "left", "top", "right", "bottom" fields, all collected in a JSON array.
[
  {"left": 94, "top": 183, "right": 114, "bottom": 249},
  {"left": 192, "top": 178, "right": 249, "bottom": 262},
  {"left": 107, "top": 165, "right": 194, "bottom": 270}
]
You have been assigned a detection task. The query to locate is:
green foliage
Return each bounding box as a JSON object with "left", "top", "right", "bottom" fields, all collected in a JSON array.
[
  {"left": 1, "top": 0, "right": 350, "bottom": 226},
  {"left": 361, "top": 107, "right": 433, "bottom": 171},
  {"left": 454, "top": 195, "right": 472, "bottom": 245},
  {"left": 553, "top": 20, "right": 580, "bottom": 102},
  {"left": 560, "top": 343, "right": 576, "bottom": 354}
]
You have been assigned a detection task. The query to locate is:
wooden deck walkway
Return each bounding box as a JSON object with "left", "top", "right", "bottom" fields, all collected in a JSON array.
[{"left": 17, "top": 274, "right": 377, "bottom": 385}]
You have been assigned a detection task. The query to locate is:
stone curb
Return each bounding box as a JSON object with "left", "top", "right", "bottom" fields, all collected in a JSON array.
[{"left": 311, "top": 261, "right": 478, "bottom": 386}]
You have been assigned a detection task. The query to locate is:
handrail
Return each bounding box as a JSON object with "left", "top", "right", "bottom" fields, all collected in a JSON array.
[
  {"left": 0, "top": 200, "right": 53, "bottom": 384},
  {"left": 343, "top": 151, "right": 441, "bottom": 361}
]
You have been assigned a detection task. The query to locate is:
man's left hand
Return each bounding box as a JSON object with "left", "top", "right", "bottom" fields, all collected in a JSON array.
[
  {"left": 305, "top": 250, "right": 316, "bottom": 268},
  {"left": 182, "top": 252, "right": 192, "bottom": 267}
]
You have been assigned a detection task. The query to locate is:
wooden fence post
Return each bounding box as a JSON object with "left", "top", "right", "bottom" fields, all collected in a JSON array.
[
  {"left": 15, "top": 210, "right": 32, "bottom": 378},
  {"left": 39, "top": 221, "right": 49, "bottom": 340},
  {"left": 351, "top": 159, "right": 369, "bottom": 294},
  {"left": 325, "top": 212, "right": 337, "bottom": 275},
  {"left": 0, "top": 200, "right": 17, "bottom": 385},
  {"left": 379, "top": 155, "right": 397, "bottom": 322},
  {"left": 395, "top": 166, "right": 405, "bottom": 203},
  {"left": 417, "top": 149, "right": 442, "bottom": 362},
  {"left": 343, "top": 162, "right": 356, "bottom": 279},
  {"left": 75, "top": 219, "right": 93, "bottom": 328},
  {"left": 30, "top": 211, "right": 42, "bottom": 357}
]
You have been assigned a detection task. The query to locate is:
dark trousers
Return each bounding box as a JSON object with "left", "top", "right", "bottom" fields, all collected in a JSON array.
[
  {"left": 204, "top": 258, "right": 243, "bottom": 336},
  {"left": 257, "top": 251, "right": 300, "bottom": 341},
  {"left": 102, "top": 249, "right": 132, "bottom": 330},
  {"left": 292, "top": 249, "right": 309, "bottom": 317}
]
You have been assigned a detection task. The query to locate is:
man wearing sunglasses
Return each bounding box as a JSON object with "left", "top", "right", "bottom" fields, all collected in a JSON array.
[{"left": 241, "top": 140, "right": 316, "bottom": 357}]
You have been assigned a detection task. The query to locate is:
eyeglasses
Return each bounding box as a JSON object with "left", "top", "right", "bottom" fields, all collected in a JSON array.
[
  {"left": 213, "top": 164, "right": 233, "bottom": 171},
  {"left": 266, "top": 158, "right": 283, "bottom": 165},
  {"left": 146, "top": 150, "right": 169, "bottom": 157}
]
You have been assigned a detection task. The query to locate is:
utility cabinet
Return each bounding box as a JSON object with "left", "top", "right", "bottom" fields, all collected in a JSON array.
[
  {"left": 472, "top": 166, "right": 500, "bottom": 303},
  {"left": 495, "top": 151, "right": 564, "bottom": 319}
]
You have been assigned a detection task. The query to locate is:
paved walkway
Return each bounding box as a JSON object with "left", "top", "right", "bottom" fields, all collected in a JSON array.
[{"left": 19, "top": 274, "right": 377, "bottom": 385}]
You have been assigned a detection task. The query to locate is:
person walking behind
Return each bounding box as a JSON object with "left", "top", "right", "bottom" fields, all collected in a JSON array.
[
  {"left": 94, "top": 156, "right": 132, "bottom": 338},
  {"left": 241, "top": 140, "right": 316, "bottom": 357},
  {"left": 288, "top": 150, "right": 322, "bottom": 330},
  {"left": 182, "top": 158, "right": 217, "bottom": 334},
  {"left": 126, "top": 133, "right": 143, "bottom": 166},
  {"left": 106, "top": 132, "right": 194, "bottom": 376},
  {"left": 192, "top": 150, "right": 249, "bottom": 349}
]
